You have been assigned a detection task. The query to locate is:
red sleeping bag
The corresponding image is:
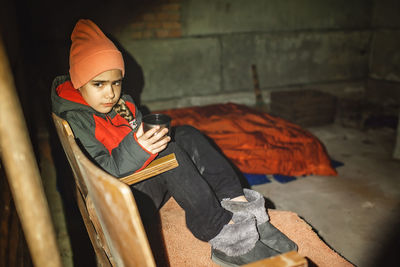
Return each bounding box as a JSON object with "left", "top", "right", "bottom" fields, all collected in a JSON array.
[{"left": 161, "top": 103, "right": 337, "bottom": 176}]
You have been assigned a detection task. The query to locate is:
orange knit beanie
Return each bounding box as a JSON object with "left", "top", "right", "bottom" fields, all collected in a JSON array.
[{"left": 69, "top": 19, "right": 125, "bottom": 89}]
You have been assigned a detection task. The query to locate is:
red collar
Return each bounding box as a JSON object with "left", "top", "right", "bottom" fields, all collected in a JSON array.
[{"left": 56, "top": 80, "right": 88, "bottom": 106}]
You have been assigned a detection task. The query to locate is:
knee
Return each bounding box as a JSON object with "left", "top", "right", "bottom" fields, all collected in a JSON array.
[
  {"left": 162, "top": 141, "right": 187, "bottom": 161},
  {"left": 174, "top": 125, "right": 203, "bottom": 140}
]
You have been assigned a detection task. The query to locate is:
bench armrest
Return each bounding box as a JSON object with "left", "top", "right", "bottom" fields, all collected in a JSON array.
[{"left": 119, "top": 153, "right": 179, "bottom": 185}]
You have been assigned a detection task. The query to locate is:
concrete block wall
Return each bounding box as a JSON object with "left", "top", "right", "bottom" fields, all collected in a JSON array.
[
  {"left": 113, "top": 0, "right": 390, "bottom": 111},
  {"left": 367, "top": 0, "right": 400, "bottom": 159},
  {"left": 369, "top": 0, "right": 400, "bottom": 159},
  {"left": 368, "top": 0, "right": 400, "bottom": 105},
  {"left": 395, "top": 115, "right": 400, "bottom": 159}
]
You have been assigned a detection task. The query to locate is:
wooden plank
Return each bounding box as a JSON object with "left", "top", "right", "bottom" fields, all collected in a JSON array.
[
  {"left": 243, "top": 251, "right": 308, "bottom": 267},
  {"left": 53, "top": 114, "right": 88, "bottom": 197},
  {"left": 120, "top": 153, "right": 179, "bottom": 185},
  {"left": 75, "top": 154, "right": 156, "bottom": 267},
  {"left": 74, "top": 187, "right": 111, "bottom": 266},
  {"left": 0, "top": 174, "right": 32, "bottom": 267},
  {"left": 0, "top": 36, "right": 61, "bottom": 267}
]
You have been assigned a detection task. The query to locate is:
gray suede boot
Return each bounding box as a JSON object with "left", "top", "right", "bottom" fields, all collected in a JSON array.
[
  {"left": 221, "top": 189, "right": 298, "bottom": 254},
  {"left": 209, "top": 212, "right": 278, "bottom": 267}
]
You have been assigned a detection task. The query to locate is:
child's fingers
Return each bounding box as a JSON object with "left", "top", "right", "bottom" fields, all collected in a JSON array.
[
  {"left": 143, "top": 126, "right": 161, "bottom": 139},
  {"left": 137, "top": 126, "right": 170, "bottom": 154},
  {"left": 146, "top": 128, "right": 168, "bottom": 144},
  {"left": 149, "top": 128, "right": 169, "bottom": 142},
  {"left": 151, "top": 139, "right": 170, "bottom": 153},
  {"left": 148, "top": 134, "right": 171, "bottom": 153},
  {"left": 136, "top": 124, "right": 144, "bottom": 138}
]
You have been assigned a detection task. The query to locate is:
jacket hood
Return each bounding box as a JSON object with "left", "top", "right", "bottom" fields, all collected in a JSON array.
[{"left": 51, "top": 75, "right": 96, "bottom": 117}]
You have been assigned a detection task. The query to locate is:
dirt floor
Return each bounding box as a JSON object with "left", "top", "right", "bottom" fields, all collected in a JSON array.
[
  {"left": 39, "top": 121, "right": 400, "bottom": 267},
  {"left": 254, "top": 123, "right": 400, "bottom": 267}
]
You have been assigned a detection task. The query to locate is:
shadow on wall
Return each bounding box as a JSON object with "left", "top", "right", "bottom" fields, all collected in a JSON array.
[{"left": 109, "top": 35, "right": 151, "bottom": 115}]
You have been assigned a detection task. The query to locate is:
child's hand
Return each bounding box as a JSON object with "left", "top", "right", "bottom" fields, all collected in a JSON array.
[{"left": 136, "top": 124, "right": 171, "bottom": 154}]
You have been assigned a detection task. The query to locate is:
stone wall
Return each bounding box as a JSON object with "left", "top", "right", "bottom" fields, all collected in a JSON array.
[{"left": 114, "top": 0, "right": 373, "bottom": 110}]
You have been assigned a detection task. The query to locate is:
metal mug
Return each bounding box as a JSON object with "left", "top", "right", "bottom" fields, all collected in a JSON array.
[{"left": 142, "top": 113, "right": 171, "bottom": 136}]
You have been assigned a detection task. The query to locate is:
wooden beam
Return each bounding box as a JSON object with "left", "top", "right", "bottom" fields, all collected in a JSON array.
[{"left": 0, "top": 36, "right": 62, "bottom": 266}]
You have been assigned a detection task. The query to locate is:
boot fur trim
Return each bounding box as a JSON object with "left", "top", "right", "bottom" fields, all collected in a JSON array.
[
  {"left": 209, "top": 212, "right": 258, "bottom": 257},
  {"left": 221, "top": 189, "right": 269, "bottom": 225}
]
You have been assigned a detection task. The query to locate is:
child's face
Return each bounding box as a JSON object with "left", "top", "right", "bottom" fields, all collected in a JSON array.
[{"left": 79, "top": 69, "right": 123, "bottom": 113}]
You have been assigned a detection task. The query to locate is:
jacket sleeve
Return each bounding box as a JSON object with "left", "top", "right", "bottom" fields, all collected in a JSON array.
[{"left": 65, "top": 111, "right": 156, "bottom": 178}]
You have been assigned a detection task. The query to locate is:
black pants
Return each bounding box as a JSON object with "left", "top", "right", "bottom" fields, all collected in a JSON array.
[{"left": 131, "top": 125, "right": 244, "bottom": 241}]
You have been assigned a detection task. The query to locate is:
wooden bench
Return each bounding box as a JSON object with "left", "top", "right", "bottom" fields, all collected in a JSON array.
[
  {"left": 52, "top": 113, "right": 178, "bottom": 266},
  {"left": 52, "top": 113, "right": 307, "bottom": 267}
]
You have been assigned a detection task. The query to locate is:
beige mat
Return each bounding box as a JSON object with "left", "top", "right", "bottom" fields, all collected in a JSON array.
[{"left": 158, "top": 198, "right": 354, "bottom": 267}]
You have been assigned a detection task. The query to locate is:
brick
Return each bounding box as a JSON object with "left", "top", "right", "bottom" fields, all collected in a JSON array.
[
  {"left": 142, "top": 30, "right": 154, "bottom": 39},
  {"left": 162, "top": 21, "right": 181, "bottom": 29},
  {"left": 131, "top": 31, "right": 143, "bottom": 39},
  {"left": 167, "top": 29, "right": 182, "bottom": 38},
  {"left": 160, "top": 3, "right": 180, "bottom": 11},
  {"left": 130, "top": 22, "right": 145, "bottom": 30},
  {"left": 156, "top": 29, "right": 169, "bottom": 38},
  {"left": 156, "top": 12, "right": 170, "bottom": 21},
  {"left": 156, "top": 12, "right": 180, "bottom": 21},
  {"left": 146, "top": 21, "right": 162, "bottom": 29},
  {"left": 142, "top": 13, "right": 156, "bottom": 21}
]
